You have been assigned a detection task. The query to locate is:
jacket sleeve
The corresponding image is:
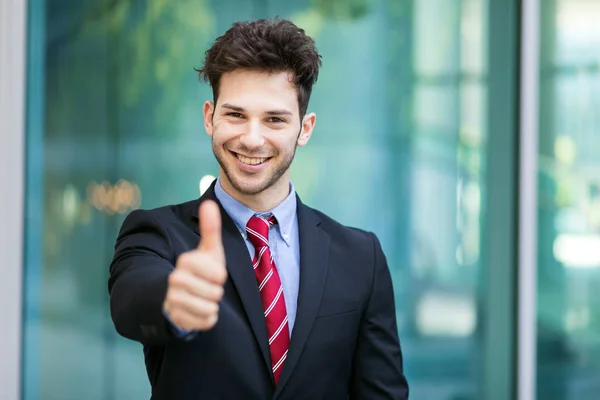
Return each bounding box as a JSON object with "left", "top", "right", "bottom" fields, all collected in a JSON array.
[
  {"left": 108, "top": 208, "right": 180, "bottom": 345},
  {"left": 349, "top": 232, "right": 410, "bottom": 399}
]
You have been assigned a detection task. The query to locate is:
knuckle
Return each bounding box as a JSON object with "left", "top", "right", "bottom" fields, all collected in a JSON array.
[
  {"left": 200, "top": 315, "right": 218, "bottom": 330},
  {"left": 214, "top": 285, "right": 225, "bottom": 300},
  {"left": 165, "top": 290, "right": 175, "bottom": 305},
  {"left": 202, "top": 283, "right": 222, "bottom": 301},
  {"left": 167, "top": 291, "right": 185, "bottom": 308},
  {"left": 208, "top": 314, "right": 219, "bottom": 328},
  {"left": 177, "top": 251, "right": 198, "bottom": 270},
  {"left": 208, "top": 301, "right": 219, "bottom": 315},
  {"left": 168, "top": 271, "right": 182, "bottom": 287},
  {"left": 214, "top": 265, "right": 228, "bottom": 284},
  {"left": 163, "top": 301, "right": 172, "bottom": 315},
  {"left": 170, "top": 311, "right": 182, "bottom": 325},
  {"left": 198, "top": 300, "right": 218, "bottom": 317},
  {"left": 175, "top": 252, "right": 190, "bottom": 267}
]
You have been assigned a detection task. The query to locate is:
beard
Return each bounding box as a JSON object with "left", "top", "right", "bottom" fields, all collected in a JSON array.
[{"left": 212, "top": 138, "right": 296, "bottom": 196}]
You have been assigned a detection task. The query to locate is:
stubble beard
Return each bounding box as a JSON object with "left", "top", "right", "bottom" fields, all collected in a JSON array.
[{"left": 212, "top": 138, "right": 296, "bottom": 196}]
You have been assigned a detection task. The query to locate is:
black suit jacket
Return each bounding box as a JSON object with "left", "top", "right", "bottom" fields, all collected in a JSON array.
[{"left": 108, "top": 183, "right": 409, "bottom": 399}]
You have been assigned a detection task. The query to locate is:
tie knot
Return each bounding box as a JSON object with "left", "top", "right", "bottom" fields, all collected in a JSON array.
[{"left": 246, "top": 215, "right": 276, "bottom": 248}]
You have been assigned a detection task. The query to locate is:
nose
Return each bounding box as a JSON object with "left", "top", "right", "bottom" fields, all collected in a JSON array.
[{"left": 239, "top": 120, "right": 265, "bottom": 149}]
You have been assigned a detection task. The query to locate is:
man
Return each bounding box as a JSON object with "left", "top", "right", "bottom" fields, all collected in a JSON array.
[{"left": 108, "top": 18, "right": 409, "bottom": 399}]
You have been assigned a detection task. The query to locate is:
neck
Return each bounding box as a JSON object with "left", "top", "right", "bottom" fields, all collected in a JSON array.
[{"left": 219, "top": 172, "right": 291, "bottom": 212}]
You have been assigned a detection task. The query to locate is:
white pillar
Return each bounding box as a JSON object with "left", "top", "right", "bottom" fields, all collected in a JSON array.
[
  {"left": 0, "top": 0, "right": 27, "bottom": 399},
  {"left": 518, "top": 0, "right": 540, "bottom": 398}
]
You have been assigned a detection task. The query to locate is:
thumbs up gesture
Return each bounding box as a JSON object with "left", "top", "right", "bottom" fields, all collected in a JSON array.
[{"left": 163, "top": 200, "right": 228, "bottom": 331}]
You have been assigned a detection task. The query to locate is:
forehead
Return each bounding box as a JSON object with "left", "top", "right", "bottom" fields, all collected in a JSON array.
[{"left": 217, "top": 69, "right": 299, "bottom": 114}]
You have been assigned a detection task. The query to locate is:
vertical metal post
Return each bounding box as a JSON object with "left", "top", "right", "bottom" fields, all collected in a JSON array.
[
  {"left": 518, "top": 0, "right": 540, "bottom": 399},
  {"left": 0, "top": 0, "right": 27, "bottom": 399},
  {"left": 483, "top": 0, "right": 521, "bottom": 398}
]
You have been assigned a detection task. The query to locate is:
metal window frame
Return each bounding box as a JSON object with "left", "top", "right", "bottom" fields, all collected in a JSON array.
[
  {"left": 518, "top": 0, "right": 540, "bottom": 399},
  {"left": 483, "top": 0, "right": 540, "bottom": 398},
  {"left": 0, "top": 0, "right": 27, "bottom": 399},
  {"left": 482, "top": 0, "right": 522, "bottom": 398}
]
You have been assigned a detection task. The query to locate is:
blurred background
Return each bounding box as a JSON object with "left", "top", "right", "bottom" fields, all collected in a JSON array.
[{"left": 1, "top": 0, "right": 600, "bottom": 399}]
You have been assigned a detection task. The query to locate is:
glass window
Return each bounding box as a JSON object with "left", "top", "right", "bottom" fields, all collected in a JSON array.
[
  {"left": 537, "top": 0, "right": 600, "bottom": 399},
  {"left": 23, "top": 0, "right": 506, "bottom": 399}
]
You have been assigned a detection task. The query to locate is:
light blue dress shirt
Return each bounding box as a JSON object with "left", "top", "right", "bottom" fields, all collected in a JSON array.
[{"left": 214, "top": 178, "right": 300, "bottom": 334}]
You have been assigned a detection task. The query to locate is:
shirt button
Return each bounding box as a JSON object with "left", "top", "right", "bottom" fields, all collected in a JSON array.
[{"left": 283, "top": 233, "right": 289, "bottom": 239}]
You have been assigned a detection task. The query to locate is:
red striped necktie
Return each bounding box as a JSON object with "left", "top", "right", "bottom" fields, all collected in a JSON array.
[{"left": 246, "top": 215, "right": 290, "bottom": 385}]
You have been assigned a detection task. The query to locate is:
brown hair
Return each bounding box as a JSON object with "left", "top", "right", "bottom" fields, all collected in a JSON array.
[{"left": 196, "top": 18, "right": 322, "bottom": 117}]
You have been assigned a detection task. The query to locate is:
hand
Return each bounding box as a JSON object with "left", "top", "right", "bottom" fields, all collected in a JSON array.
[{"left": 163, "top": 200, "right": 227, "bottom": 331}]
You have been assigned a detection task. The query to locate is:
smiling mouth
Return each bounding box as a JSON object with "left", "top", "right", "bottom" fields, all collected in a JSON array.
[{"left": 232, "top": 151, "right": 271, "bottom": 166}]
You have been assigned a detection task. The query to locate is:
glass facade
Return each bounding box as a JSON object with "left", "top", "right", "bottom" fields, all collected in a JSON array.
[
  {"left": 23, "top": 0, "right": 501, "bottom": 398},
  {"left": 536, "top": 0, "right": 600, "bottom": 398},
  {"left": 17, "top": 0, "right": 600, "bottom": 399}
]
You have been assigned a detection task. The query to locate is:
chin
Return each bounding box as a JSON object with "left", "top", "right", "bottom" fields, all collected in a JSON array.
[
  {"left": 214, "top": 147, "right": 291, "bottom": 197},
  {"left": 229, "top": 177, "right": 271, "bottom": 196},
  {"left": 220, "top": 164, "right": 265, "bottom": 191}
]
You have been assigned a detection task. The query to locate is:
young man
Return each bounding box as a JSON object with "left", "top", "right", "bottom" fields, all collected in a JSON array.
[{"left": 108, "top": 18, "right": 409, "bottom": 399}]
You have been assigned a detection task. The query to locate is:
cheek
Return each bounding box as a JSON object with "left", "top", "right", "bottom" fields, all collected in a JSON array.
[
  {"left": 280, "top": 136, "right": 299, "bottom": 153},
  {"left": 212, "top": 124, "right": 238, "bottom": 145}
]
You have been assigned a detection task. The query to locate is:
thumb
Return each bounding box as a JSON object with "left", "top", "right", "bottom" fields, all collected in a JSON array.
[{"left": 197, "top": 200, "right": 223, "bottom": 257}]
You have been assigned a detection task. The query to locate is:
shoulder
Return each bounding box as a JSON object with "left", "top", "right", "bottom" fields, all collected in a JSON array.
[
  {"left": 301, "top": 204, "right": 382, "bottom": 253},
  {"left": 123, "top": 198, "right": 200, "bottom": 227},
  {"left": 115, "top": 198, "right": 201, "bottom": 257},
  {"left": 300, "top": 204, "right": 391, "bottom": 305},
  {"left": 116, "top": 199, "right": 201, "bottom": 251}
]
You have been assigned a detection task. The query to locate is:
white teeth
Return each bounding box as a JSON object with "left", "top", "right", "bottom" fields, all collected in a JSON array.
[{"left": 236, "top": 154, "right": 267, "bottom": 165}]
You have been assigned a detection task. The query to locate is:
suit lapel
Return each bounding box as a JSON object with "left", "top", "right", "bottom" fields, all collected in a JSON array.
[
  {"left": 274, "top": 200, "right": 330, "bottom": 398},
  {"left": 191, "top": 183, "right": 272, "bottom": 374}
]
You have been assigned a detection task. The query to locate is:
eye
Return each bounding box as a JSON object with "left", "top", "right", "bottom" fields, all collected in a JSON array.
[
  {"left": 267, "top": 117, "right": 285, "bottom": 123},
  {"left": 226, "top": 112, "right": 243, "bottom": 118}
]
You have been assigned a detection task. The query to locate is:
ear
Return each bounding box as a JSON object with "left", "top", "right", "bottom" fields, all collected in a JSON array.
[
  {"left": 297, "top": 112, "right": 316, "bottom": 147},
  {"left": 203, "top": 101, "right": 215, "bottom": 137}
]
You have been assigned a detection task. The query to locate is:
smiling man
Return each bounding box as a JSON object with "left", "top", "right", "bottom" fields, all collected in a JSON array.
[
  {"left": 108, "top": 18, "right": 409, "bottom": 400},
  {"left": 207, "top": 69, "right": 311, "bottom": 211}
]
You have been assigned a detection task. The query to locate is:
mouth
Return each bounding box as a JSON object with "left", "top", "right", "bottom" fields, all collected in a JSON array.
[{"left": 231, "top": 151, "right": 271, "bottom": 166}]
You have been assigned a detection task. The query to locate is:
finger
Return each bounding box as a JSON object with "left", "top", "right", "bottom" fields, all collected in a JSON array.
[
  {"left": 167, "top": 290, "right": 220, "bottom": 320},
  {"left": 169, "top": 269, "right": 225, "bottom": 302},
  {"left": 176, "top": 252, "right": 227, "bottom": 285},
  {"left": 198, "top": 200, "right": 223, "bottom": 256},
  {"left": 168, "top": 307, "right": 218, "bottom": 332}
]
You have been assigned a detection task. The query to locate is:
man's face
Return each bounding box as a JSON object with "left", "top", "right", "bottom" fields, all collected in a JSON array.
[{"left": 203, "top": 69, "right": 315, "bottom": 197}]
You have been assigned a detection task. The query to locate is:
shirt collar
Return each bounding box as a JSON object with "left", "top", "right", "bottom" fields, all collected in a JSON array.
[{"left": 214, "top": 177, "right": 297, "bottom": 245}]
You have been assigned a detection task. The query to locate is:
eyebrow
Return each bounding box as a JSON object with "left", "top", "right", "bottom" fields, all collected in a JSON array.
[
  {"left": 221, "top": 103, "right": 293, "bottom": 116},
  {"left": 221, "top": 103, "right": 244, "bottom": 112}
]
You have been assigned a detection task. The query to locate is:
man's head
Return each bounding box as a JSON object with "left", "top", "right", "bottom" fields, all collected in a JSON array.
[
  {"left": 196, "top": 19, "right": 322, "bottom": 206},
  {"left": 197, "top": 18, "right": 321, "bottom": 117}
]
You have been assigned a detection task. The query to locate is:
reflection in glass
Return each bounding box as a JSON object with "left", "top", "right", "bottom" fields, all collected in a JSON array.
[{"left": 537, "top": 0, "right": 600, "bottom": 398}]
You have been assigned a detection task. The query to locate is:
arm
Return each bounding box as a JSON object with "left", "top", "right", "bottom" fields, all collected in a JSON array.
[
  {"left": 349, "top": 233, "right": 410, "bottom": 399},
  {"left": 108, "top": 209, "right": 182, "bottom": 345}
]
